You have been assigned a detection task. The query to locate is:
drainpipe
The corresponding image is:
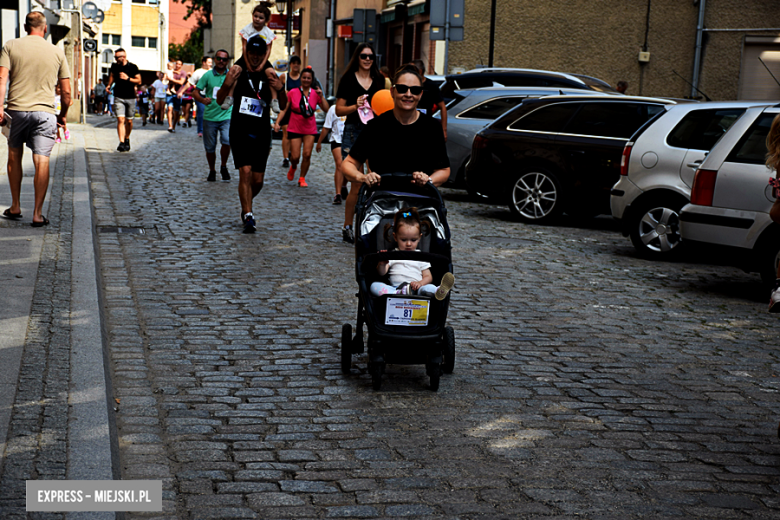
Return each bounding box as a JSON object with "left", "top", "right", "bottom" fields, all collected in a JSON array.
[
  {"left": 328, "top": 0, "right": 336, "bottom": 97},
  {"left": 691, "top": 0, "right": 706, "bottom": 98}
]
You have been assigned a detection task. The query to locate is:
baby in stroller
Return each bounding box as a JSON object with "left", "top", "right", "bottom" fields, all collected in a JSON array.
[{"left": 370, "top": 207, "right": 455, "bottom": 300}]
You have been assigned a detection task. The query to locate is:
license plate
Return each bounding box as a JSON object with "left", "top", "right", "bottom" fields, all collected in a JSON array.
[{"left": 385, "top": 298, "right": 429, "bottom": 326}]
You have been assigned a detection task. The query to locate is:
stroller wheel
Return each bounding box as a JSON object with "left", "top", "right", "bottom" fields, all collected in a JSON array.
[
  {"left": 442, "top": 326, "right": 455, "bottom": 374},
  {"left": 427, "top": 362, "right": 441, "bottom": 391},
  {"left": 341, "top": 324, "right": 352, "bottom": 373}
]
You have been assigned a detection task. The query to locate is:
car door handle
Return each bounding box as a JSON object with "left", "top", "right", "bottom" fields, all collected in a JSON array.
[{"left": 686, "top": 160, "right": 702, "bottom": 168}]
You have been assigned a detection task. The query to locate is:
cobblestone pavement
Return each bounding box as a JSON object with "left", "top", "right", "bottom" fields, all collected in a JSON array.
[{"left": 83, "top": 119, "right": 780, "bottom": 519}]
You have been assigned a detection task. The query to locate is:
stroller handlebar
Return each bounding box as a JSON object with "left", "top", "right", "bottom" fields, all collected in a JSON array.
[{"left": 359, "top": 172, "right": 446, "bottom": 211}]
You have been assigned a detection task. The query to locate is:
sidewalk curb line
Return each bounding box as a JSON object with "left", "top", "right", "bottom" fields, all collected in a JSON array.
[{"left": 67, "top": 131, "right": 119, "bottom": 520}]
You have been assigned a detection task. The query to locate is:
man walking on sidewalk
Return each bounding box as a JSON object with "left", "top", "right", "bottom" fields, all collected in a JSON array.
[
  {"left": 0, "top": 11, "right": 70, "bottom": 227},
  {"left": 192, "top": 50, "right": 232, "bottom": 182},
  {"left": 107, "top": 48, "right": 141, "bottom": 152}
]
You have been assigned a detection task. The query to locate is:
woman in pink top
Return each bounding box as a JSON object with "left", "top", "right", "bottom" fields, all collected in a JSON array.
[{"left": 275, "top": 67, "right": 329, "bottom": 187}]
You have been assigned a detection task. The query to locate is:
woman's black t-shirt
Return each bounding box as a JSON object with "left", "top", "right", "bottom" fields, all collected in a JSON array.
[
  {"left": 348, "top": 111, "right": 450, "bottom": 175},
  {"left": 230, "top": 61, "right": 275, "bottom": 136},
  {"left": 336, "top": 72, "right": 385, "bottom": 126}
]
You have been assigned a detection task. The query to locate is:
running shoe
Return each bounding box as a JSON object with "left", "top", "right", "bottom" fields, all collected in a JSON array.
[
  {"left": 221, "top": 96, "right": 233, "bottom": 110},
  {"left": 287, "top": 165, "right": 296, "bottom": 181},
  {"left": 298, "top": 177, "right": 308, "bottom": 187},
  {"left": 198, "top": 132, "right": 203, "bottom": 138},
  {"left": 242, "top": 213, "right": 256, "bottom": 234},
  {"left": 342, "top": 226, "right": 354, "bottom": 244},
  {"left": 770, "top": 285, "right": 780, "bottom": 313},
  {"left": 116, "top": 142, "right": 127, "bottom": 152},
  {"left": 124, "top": 138, "right": 130, "bottom": 151},
  {"left": 168, "top": 128, "right": 174, "bottom": 133},
  {"left": 64, "top": 129, "right": 70, "bottom": 140},
  {"left": 282, "top": 158, "right": 289, "bottom": 167},
  {"left": 272, "top": 98, "right": 280, "bottom": 114},
  {"left": 396, "top": 283, "right": 410, "bottom": 295},
  {"left": 220, "top": 166, "right": 231, "bottom": 181},
  {"left": 207, "top": 170, "right": 217, "bottom": 182},
  {"left": 333, "top": 194, "right": 342, "bottom": 205},
  {"left": 435, "top": 273, "right": 455, "bottom": 301},
  {"left": 56, "top": 137, "right": 61, "bottom": 144}
]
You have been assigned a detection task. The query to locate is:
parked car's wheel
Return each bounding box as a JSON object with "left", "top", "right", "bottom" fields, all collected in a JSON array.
[
  {"left": 508, "top": 169, "right": 563, "bottom": 223},
  {"left": 629, "top": 196, "right": 686, "bottom": 258}
]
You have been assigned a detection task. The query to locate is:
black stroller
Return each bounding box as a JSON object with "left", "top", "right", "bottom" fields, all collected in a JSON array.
[{"left": 341, "top": 172, "right": 455, "bottom": 391}]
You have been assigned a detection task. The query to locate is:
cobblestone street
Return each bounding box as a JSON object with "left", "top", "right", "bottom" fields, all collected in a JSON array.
[{"left": 5, "top": 118, "right": 780, "bottom": 519}]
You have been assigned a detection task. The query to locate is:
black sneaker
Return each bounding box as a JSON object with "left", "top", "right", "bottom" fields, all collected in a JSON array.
[
  {"left": 220, "top": 166, "right": 231, "bottom": 181},
  {"left": 207, "top": 170, "right": 216, "bottom": 182},
  {"left": 342, "top": 226, "right": 354, "bottom": 244},
  {"left": 168, "top": 128, "right": 174, "bottom": 133},
  {"left": 282, "top": 158, "right": 289, "bottom": 167},
  {"left": 124, "top": 138, "right": 130, "bottom": 151},
  {"left": 333, "top": 194, "right": 342, "bottom": 205},
  {"left": 117, "top": 142, "right": 127, "bottom": 152},
  {"left": 242, "top": 213, "right": 256, "bottom": 234}
]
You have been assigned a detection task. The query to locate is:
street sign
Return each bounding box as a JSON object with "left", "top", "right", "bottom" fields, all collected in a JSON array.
[
  {"left": 82, "top": 1, "right": 98, "bottom": 19},
  {"left": 83, "top": 39, "right": 98, "bottom": 52}
]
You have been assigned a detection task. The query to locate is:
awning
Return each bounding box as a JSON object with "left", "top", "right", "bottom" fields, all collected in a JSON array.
[{"left": 381, "top": 0, "right": 427, "bottom": 24}]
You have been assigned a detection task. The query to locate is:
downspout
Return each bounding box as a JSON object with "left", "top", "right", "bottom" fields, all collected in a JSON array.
[
  {"left": 328, "top": 0, "right": 336, "bottom": 97},
  {"left": 691, "top": 0, "right": 706, "bottom": 98}
]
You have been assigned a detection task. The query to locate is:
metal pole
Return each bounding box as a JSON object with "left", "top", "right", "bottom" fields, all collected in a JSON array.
[
  {"left": 488, "top": 0, "right": 497, "bottom": 67},
  {"left": 443, "top": 0, "right": 450, "bottom": 74},
  {"left": 691, "top": 0, "right": 706, "bottom": 98},
  {"left": 79, "top": 7, "right": 86, "bottom": 123},
  {"left": 328, "top": 0, "right": 336, "bottom": 97}
]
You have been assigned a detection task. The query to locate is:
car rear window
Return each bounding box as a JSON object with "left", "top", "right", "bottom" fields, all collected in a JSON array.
[
  {"left": 562, "top": 102, "right": 664, "bottom": 139},
  {"left": 508, "top": 103, "right": 579, "bottom": 133},
  {"left": 458, "top": 97, "right": 528, "bottom": 120},
  {"left": 726, "top": 112, "right": 776, "bottom": 164},
  {"left": 666, "top": 108, "right": 745, "bottom": 150}
]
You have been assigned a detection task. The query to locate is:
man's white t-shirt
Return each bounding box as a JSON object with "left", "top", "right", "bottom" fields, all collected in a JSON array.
[
  {"left": 239, "top": 24, "right": 276, "bottom": 44},
  {"left": 151, "top": 79, "right": 167, "bottom": 99},
  {"left": 322, "top": 106, "right": 346, "bottom": 144},
  {"left": 189, "top": 67, "right": 209, "bottom": 87}
]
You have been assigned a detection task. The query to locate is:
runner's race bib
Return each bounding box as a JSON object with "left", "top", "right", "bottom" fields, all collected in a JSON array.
[
  {"left": 239, "top": 96, "right": 264, "bottom": 117},
  {"left": 212, "top": 86, "right": 220, "bottom": 99}
]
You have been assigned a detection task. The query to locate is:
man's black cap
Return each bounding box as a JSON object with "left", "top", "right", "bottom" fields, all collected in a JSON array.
[{"left": 246, "top": 35, "right": 268, "bottom": 55}]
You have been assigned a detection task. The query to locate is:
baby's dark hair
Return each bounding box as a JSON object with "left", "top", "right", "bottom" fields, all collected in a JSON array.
[
  {"left": 384, "top": 207, "right": 430, "bottom": 243},
  {"left": 393, "top": 207, "right": 421, "bottom": 232}
]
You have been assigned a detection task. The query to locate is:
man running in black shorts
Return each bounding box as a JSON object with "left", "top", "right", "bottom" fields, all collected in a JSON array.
[{"left": 217, "top": 35, "right": 285, "bottom": 233}]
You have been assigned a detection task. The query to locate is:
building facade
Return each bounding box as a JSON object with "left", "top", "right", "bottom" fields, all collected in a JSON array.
[
  {"left": 448, "top": 0, "right": 780, "bottom": 101},
  {"left": 99, "top": 0, "right": 169, "bottom": 83}
]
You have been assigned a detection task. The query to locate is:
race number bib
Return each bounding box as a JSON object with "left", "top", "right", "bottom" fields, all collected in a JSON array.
[
  {"left": 212, "top": 86, "right": 220, "bottom": 99},
  {"left": 239, "top": 96, "right": 264, "bottom": 117},
  {"left": 385, "top": 298, "right": 429, "bottom": 326}
]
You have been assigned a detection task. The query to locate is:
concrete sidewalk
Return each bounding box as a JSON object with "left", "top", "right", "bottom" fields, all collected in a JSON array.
[{"left": 0, "top": 127, "right": 115, "bottom": 519}]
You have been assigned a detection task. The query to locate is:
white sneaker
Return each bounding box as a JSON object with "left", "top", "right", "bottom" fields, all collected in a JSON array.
[
  {"left": 769, "top": 286, "right": 780, "bottom": 313},
  {"left": 221, "top": 96, "right": 233, "bottom": 110},
  {"left": 271, "top": 98, "right": 280, "bottom": 114}
]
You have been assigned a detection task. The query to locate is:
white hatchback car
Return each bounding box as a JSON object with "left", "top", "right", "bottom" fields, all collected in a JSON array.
[
  {"left": 611, "top": 101, "right": 771, "bottom": 257},
  {"left": 679, "top": 105, "right": 780, "bottom": 284}
]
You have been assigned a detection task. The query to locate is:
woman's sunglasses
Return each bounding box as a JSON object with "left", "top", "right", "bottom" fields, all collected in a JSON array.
[
  {"left": 394, "top": 84, "right": 423, "bottom": 95},
  {"left": 359, "top": 53, "right": 374, "bottom": 61}
]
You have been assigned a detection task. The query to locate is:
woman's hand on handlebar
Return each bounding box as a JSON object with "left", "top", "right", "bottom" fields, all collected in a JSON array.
[
  {"left": 411, "top": 171, "right": 431, "bottom": 186},
  {"left": 364, "top": 171, "right": 381, "bottom": 187}
]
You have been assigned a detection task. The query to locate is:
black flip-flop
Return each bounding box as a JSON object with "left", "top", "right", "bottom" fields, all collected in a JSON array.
[
  {"left": 2, "top": 208, "right": 23, "bottom": 220},
  {"left": 31, "top": 216, "right": 49, "bottom": 228}
]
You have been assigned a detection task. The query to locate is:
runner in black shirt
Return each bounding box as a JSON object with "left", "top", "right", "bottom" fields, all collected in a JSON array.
[
  {"left": 342, "top": 67, "right": 450, "bottom": 190},
  {"left": 217, "top": 35, "right": 286, "bottom": 234},
  {"left": 107, "top": 48, "right": 141, "bottom": 151}
]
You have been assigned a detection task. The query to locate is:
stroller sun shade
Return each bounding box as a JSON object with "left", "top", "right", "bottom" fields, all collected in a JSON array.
[{"left": 359, "top": 192, "right": 446, "bottom": 241}]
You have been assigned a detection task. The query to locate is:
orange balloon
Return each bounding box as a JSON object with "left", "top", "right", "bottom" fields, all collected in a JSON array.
[{"left": 371, "top": 89, "right": 394, "bottom": 116}]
